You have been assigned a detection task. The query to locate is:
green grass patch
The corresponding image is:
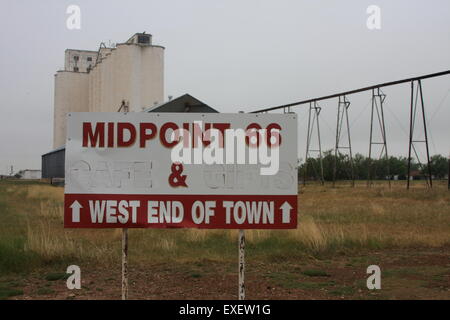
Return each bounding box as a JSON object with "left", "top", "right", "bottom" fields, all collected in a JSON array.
[
  {"left": 265, "top": 271, "right": 336, "bottom": 290},
  {"left": 0, "top": 237, "right": 39, "bottom": 274},
  {"left": 290, "top": 281, "right": 336, "bottom": 290},
  {"left": 329, "top": 286, "right": 356, "bottom": 296},
  {"left": 382, "top": 266, "right": 447, "bottom": 278},
  {"left": 36, "top": 287, "right": 55, "bottom": 295},
  {"left": 0, "top": 280, "right": 24, "bottom": 300},
  {"left": 190, "top": 273, "right": 202, "bottom": 278},
  {"left": 301, "top": 269, "right": 331, "bottom": 277},
  {"left": 0, "top": 287, "right": 24, "bottom": 300},
  {"left": 44, "top": 272, "right": 69, "bottom": 281}
]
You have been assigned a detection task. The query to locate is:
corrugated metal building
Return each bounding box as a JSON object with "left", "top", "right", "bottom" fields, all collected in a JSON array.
[{"left": 42, "top": 145, "right": 65, "bottom": 179}]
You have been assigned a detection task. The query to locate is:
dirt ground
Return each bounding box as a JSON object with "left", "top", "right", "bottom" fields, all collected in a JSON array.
[{"left": 7, "top": 246, "right": 449, "bottom": 300}]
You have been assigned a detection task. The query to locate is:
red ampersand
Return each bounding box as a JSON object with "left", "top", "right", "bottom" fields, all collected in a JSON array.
[{"left": 168, "top": 162, "right": 187, "bottom": 187}]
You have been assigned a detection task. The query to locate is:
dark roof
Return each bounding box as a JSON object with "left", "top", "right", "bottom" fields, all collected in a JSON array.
[
  {"left": 126, "top": 32, "right": 152, "bottom": 43},
  {"left": 42, "top": 145, "right": 66, "bottom": 156},
  {"left": 144, "top": 94, "right": 219, "bottom": 113}
]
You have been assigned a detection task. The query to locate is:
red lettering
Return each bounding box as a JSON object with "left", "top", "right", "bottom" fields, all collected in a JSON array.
[
  {"left": 117, "top": 122, "right": 136, "bottom": 147},
  {"left": 212, "top": 123, "right": 230, "bottom": 148},
  {"left": 266, "top": 123, "right": 282, "bottom": 147},
  {"left": 107, "top": 122, "right": 114, "bottom": 147},
  {"left": 82, "top": 122, "right": 105, "bottom": 147},
  {"left": 203, "top": 123, "right": 212, "bottom": 147},
  {"left": 245, "top": 123, "right": 262, "bottom": 147},
  {"left": 139, "top": 123, "right": 157, "bottom": 148},
  {"left": 160, "top": 122, "right": 179, "bottom": 148}
]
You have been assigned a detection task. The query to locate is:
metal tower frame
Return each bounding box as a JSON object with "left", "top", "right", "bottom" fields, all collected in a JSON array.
[
  {"left": 407, "top": 80, "right": 433, "bottom": 189},
  {"left": 367, "top": 88, "right": 390, "bottom": 188},
  {"left": 333, "top": 95, "right": 355, "bottom": 187},
  {"left": 249, "top": 70, "right": 449, "bottom": 189},
  {"left": 304, "top": 101, "right": 324, "bottom": 185}
]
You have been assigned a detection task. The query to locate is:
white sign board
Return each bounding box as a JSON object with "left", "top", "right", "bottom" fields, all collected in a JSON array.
[{"left": 64, "top": 112, "right": 298, "bottom": 229}]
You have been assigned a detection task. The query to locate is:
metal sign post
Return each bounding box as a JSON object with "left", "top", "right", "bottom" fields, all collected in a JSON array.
[
  {"left": 238, "top": 229, "right": 245, "bottom": 300},
  {"left": 122, "top": 228, "right": 129, "bottom": 300}
]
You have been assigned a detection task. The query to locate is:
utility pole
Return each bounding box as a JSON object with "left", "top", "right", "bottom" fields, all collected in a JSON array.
[
  {"left": 333, "top": 95, "right": 355, "bottom": 187},
  {"left": 305, "top": 101, "right": 324, "bottom": 185},
  {"left": 367, "top": 88, "right": 390, "bottom": 188},
  {"left": 406, "top": 80, "right": 432, "bottom": 189}
]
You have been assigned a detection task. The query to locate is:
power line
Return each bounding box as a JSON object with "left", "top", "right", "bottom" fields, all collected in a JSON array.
[
  {"left": 429, "top": 87, "right": 450, "bottom": 122},
  {"left": 250, "top": 70, "right": 450, "bottom": 113},
  {"left": 349, "top": 97, "right": 372, "bottom": 129}
]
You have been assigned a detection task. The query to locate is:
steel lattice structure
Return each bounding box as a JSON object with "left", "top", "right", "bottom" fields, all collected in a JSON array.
[{"left": 250, "top": 70, "right": 450, "bottom": 189}]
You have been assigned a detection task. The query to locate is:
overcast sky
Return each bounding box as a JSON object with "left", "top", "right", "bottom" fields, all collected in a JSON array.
[{"left": 0, "top": 0, "right": 449, "bottom": 174}]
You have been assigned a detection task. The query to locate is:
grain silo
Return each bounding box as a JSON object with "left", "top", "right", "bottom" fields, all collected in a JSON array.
[
  {"left": 52, "top": 33, "right": 165, "bottom": 149},
  {"left": 43, "top": 33, "right": 219, "bottom": 181}
]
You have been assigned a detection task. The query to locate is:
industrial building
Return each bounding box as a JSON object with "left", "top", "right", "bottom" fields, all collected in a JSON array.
[
  {"left": 42, "top": 146, "right": 65, "bottom": 180},
  {"left": 53, "top": 33, "right": 164, "bottom": 149},
  {"left": 17, "top": 169, "right": 42, "bottom": 180},
  {"left": 43, "top": 32, "right": 217, "bottom": 180}
]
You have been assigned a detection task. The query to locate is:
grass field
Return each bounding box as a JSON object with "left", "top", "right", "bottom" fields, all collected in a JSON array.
[{"left": 0, "top": 179, "right": 449, "bottom": 299}]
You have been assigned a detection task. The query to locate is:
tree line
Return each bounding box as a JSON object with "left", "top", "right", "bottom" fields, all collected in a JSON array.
[{"left": 299, "top": 150, "right": 449, "bottom": 181}]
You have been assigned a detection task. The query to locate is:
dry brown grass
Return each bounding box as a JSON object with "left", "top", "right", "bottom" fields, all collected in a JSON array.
[
  {"left": 184, "top": 229, "right": 211, "bottom": 242},
  {"left": 39, "top": 200, "right": 63, "bottom": 220},
  {"left": 288, "top": 217, "right": 328, "bottom": 251},
  {"left": 1, "top": 180, "right": 449, "bottom": 270},
  {"left": 24, "top": 220, "right": 117, "bottom": 265},
  {"left": 25, "top": 220, "right": 79, "bottom": 261},
  {"left": 26, "top": 185, "right": 63, "bottom": 202},
  {"left": 297, "top": 181, "right": 450, "bottom": 249}
]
